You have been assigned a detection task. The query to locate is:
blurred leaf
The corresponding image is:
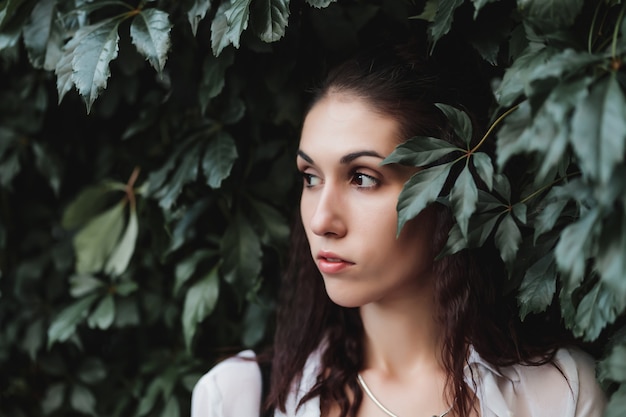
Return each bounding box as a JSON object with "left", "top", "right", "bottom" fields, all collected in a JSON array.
[
  {"left": 599, "top": 344, "right": 626, "bottom": 384},
  {"left": 160, "top": 395, "right": 180, "bottom": 417},
  {"left": 555, "top": 208, "right": 600, "bottom": 290},
  {"left": 494, "top": 213, "right": 521, "bottom": 265},
  {"left": 71, "top": 384, "right": 96, "bottom": 416},
  {"left": 62, "top": 185, "right": 113, "bottom": 230},
  {"left": 202, "top": 131, "right": 238, "bottom": 188},
  {"left": 449, "top": 164, "right": 478, "bottom": 238},
  {"left": 188, "top": 0, "right": 211, "bottom": 35},
  {"left": 174, "top": 249, "right": 213, "bottom": 295},
  {"left": 518, "top": 253, "right": 557, "bottom": 319},
  {"left": 70, "top": 274, "right": 105, "bottom": 297},
  {"left": 574, "top": 282, "right": 623, "bottom": 341},
  {"left": 472, "top": 152, "right": 494, "bottom": 190},
  {"left": 199, "top": 48, "right": 234, "bottom": 112},
  {"left": 48, "top": 294, "right": 98, "bottom": 348},
  {"left": 183, "top": 267, "right": 220, "bottom": 348},
  {"left": 426, "top": 0, "right": 464, "bottom": 47},
  {"left": 247, "top": 197, "right": 289, "bottom": 245},
  {"left": 130, "top": 8, "right": 172, "bottom": 73},
  {"left": 32, "top": 142, "right": 62, "bottom": 195},
  {"left": 104, "top": 203, "right": 138, "bottom": 276},
  {"left": 571, "top": 74, "right": 626, "bottom": 185},
  {"left": 22, "top": 318, "right": 44, "bottom": 360},
  {"left": 251, "top": 0, "right": 290, "bottom": 43},
  {"left": 435, "top": 103, "right": 472, "bottom": 146},
  {"left": 596, "top": 210, "right": 626, "bottom": 301},
  {"left": 41, "top": 382, "right": 65, "bottom": 415},
  {"left": 242, "top": 301, "right": 269, "bottom": 347},
  {"left": 496, "top": 47, "right": 553, "bottom": 107},
  {"left": 518, "top": 0, "right": 584, "bottom": 32},
  {"left": 22, "top": 0, "right": 63, "bottom": 70},
  {"left": 305, "top": 0, "right": 336, "bottom": 8},
  {"left": 605, "top": 384, "right": 626, "bottom": 417},
  {"left": 396, "top": 162, "right": 454, "bottom": 233},
  {"left": 87, "top": 294, "right": 115, "bottom": 330},
  {"left": 77, "top": 357, "right": 107, "bottom": 384},
  {"left": 115, "top": 280, "right": 138, "bottom": 296},
  {"left": 73, "top": 201, "right": 126, "bottom": 274},
  {"left": 152, "top": 142, "right": 202, "bottom": 210},
  {"left": 383, "top": 136, "right": 462, "bottom": 167},
  {"left": 220, "top": 212, "right": 262, "bottom": 288},
  {"left": 211, "top": 0, "right": 252, "bottom": 56}
]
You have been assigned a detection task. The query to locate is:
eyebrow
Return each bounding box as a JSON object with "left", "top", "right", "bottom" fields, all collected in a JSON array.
[{"left": 297, "top": 149, "right": 384, "bottom": 165}]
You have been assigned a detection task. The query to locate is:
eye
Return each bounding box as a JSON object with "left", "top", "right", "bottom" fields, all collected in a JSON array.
[
  {"left": 302, "top": 172, "right": 322, "bottom": 188},
  {"left": 351, "top": 172, "right": 379, "bottom": 189}
]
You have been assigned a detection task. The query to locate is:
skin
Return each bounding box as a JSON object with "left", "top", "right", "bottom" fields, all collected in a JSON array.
[{"left": 297, "top": 93, "right": 458, "bottom": 416}]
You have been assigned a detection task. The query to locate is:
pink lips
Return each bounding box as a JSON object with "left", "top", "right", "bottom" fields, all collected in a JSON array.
[{"left": 316, "top": 251, "right": 354, "bottom": 274}]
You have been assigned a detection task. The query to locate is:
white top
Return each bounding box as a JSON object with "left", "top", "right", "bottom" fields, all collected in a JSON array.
[{"left": 191, "top": 346, "right": 606, "bottom": 417}]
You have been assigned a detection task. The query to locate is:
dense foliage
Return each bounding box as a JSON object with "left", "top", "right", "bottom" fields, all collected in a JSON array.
[{"left": 1, "top": 0, "right": 625, "bottom": 416}]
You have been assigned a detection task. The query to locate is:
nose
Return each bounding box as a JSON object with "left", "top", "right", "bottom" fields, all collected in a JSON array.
[{"left": 308, "top": 185, "right": 347, "bottom": 238}]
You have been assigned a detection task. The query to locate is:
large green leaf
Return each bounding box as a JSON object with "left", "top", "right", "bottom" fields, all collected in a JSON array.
[
  {"left": 495, "top": 47, "right": 553, "bottom": 107},
  {"left": 396, "top": 162, "right": 454, "bottom": 234},
  {"left": 471, "top": 152, "right": 494, "bottom": 191},
  {"left": 182, "top": 267, "right": 220, "bottom": 348},
  {"left": 220, "top": 212, "right": 262, "bottom": 289},
  {"left": 130, "top": 8, "right": 172, "bottom": 73},
  {"left": 47, "top": 294, "right": 99, "bottom": 348},
  {"left": 62, "top": 185, "right": 114, "bottom": 230},
  {"left": 22, "top": 0, "right": 62, "bottom": 70},
  {"left": 202, "top": 131, "right": 238, "bottom": 189},
  {"left": 87, "top": 294, "right": 115, "bottom": 330},
  {"left": 383, "top": 136, "right": 462, "bottom": 167},
  {"left": 104, "top": 203, "right": 139, "bottom": 277},
  {"left": 518, "top": 253, "right": 557, "bottom": 319},
  {"left": 599, "top": 343, "right": 626, "bottom": 384},
  {"left": 71, "top": 384, "right": 96, "bottom": 416},
  {"left": 605, "top": 384, "right": 626, "bottom": 417},
  {"left": 174, "top": 249, "right": 214, "bottom": 295},
  {"left": 199, "top": 48, "right": 235, "bottom": 112},
  {"left": 449, "top": 164, "right": 478, "bottom": 238},
  {"left": 574, "top": 282, "right": 623, "bottom": 341},
  {"left": 494, "top": 212, "right": 521, "bottom": 265},
  {"left": 251, "top": 0, "right": 290, "bottom": 43},
  {"left": 69, "top": 17, "right": 123, "bottom": 112},
  {"left": 211, "top": 0, "right": 252, "bottom": 56},
  {"left": 554, "top": 208, "right": 600, "bottom": 290},
  {"left": 518, "top": 0, "right": 584, "bottom": 32},
  {"left": 73, "top": 201, "right": 126, "bottom": 274},
  {"left": 427, "top": 0, "right": 465, "bottom": 46},
  {"left": 69, "top": 274, "right": 105, "bottom": 297},
  {"left": 570, "top": 74, "right": 626, "bottom": 185}
]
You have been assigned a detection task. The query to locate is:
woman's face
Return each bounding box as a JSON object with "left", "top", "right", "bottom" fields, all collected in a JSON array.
[{"left": 298, "top": 93, "right": 438, "bottom": 308}]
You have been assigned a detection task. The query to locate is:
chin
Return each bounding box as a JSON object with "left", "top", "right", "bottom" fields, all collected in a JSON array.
[{"left": 323, "top": 280, "right": 369, "bottom": 308}]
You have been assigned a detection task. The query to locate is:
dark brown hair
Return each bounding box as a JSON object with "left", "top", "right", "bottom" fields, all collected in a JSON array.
[{"left": 264, "top": 41, "right": 567, "bottom": 417}]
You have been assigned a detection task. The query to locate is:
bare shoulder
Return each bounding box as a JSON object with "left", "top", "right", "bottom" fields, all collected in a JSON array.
[{"left": 191, "top": 350, "right": 262, "bottom": 417}]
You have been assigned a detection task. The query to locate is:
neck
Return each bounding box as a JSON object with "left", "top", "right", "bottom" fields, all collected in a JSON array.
[{"left": 359, "top": 279, "right": 444, "bottom": 378}]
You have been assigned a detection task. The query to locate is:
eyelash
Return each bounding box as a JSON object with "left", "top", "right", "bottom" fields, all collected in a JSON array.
[{"left": 300, "top": 170, "right": 380, "bottom": 189}]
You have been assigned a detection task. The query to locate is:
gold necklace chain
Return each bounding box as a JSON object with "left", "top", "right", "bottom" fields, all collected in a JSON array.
[{"left": 356, "top": 373, "right": 453, "bottom": 417}]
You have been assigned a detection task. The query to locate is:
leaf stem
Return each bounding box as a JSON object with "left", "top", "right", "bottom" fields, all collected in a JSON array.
[
  {"left": 126, "top": 167, "right": 141, "bottom": 209},
  {"left": 588, "top": 1, "right": 602, "bottom": 53},
  {"left": 519, "top": 171, "right": 579, "bottom": 205},
  {"left": 469, "top": 104, "right": 519, "bottom": 155},
  {"left": 611, "top": 1, "right": 626, "bottom": 60}
]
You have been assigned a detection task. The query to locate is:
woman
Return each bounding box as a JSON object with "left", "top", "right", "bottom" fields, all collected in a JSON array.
[{"left": 191, "top": 43, "right": 607, "bottom": 417}]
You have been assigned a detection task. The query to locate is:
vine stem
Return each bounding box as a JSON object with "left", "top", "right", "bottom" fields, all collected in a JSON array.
[
  {"left": 519, "top": 171, "right": 579, "bottom": 206},
  {"left": 126, "top": 167, "right": 141, "bottom": 209},
  {"left": 588, "top": 2, "right": 602, "bottom": 53},
  {"left": 468, "top": 104, "right": 519, "bottom": 155}
]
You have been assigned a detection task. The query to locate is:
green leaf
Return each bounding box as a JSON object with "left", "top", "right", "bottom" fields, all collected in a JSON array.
[
  {"left": 211, "top": 0, "right": 252, "bottom": 56},
  {"left": 413, "top": 0, "right": 437, "bottom": 21},
  {"left": 605, "top": 384, "right": 626, "bottom": 417},
  {"left": 574, "top": 282, "right": 623, "bottom": 341},
  {"left": 22, "top": 0, "right": 63, "bottom": 70},
  {"left": 518, "top": 253, "right": 557, "bottom": 319},
  {"left": 492, "top": 173, "right": 511, "bottom": 202},
  {"left": 383, "top": 136, "right": 462, "bottom": 167},
  {"left": 73, "top": 201, "right": 126, "bottom": 274},
  {"left": 202, "top": 131, "right": 238, "bottom": 188},
  {"left": 220, "top": 212, "right": 262, "bottom": 288},
  {"left": 48, "top": 294, "right": 98, "bottom": 348},
  {"left": 153, "top": 142, "right": 201, "bottom": 210},
  {"left": 188, "top": 0, "right": 211, "bottom": 35},
  {"left": 512, "top": 203, "right": 527, "bottom": 224},
  {"left": 104, "top": 203, "right": 138, "bottom": 276},
  {"left": 471, "top": 0, "right": 498, "bottom": 17},
  {"left": 435, "top": 103, "right": 472, "bottom": 146},
  {"left": 87, "top": 294, "right": 115, "bottom": 330},
  {"left": 42, "top": 383, "right": 65, "bottom": 415},
  {"left": 68, "top": 17, "right": 123, "bottom": 113},
  {"left": 427, "top": 0, "right": 465, "bottom": 47},
  {"left": 440, "top": 211, "right": 501, "bottom": 256},
  {"left": 71, "top": 384, "right": 96, "bottom": 416},
  {"left": 494, "top": 213, "right": 521, "bottom": 265},
  {"left": 305, "top": 0, "right": 335, "bottom": 8},
  {"left": 495, "top": 47, "right": 553, "bottom": 107},
  {"left": 115, "top": 281, "right": 138, "bottom": 296},
  {"left": 251, "top": 0, "right": 290, "bottom": 43},
  {"left": 471, "top": 152, "right": 494, "bottom": 190},
  {"left": 596, "top": 210, "right": 626, "bottom": 301},
  {"left": 599, "top": 344, "right": 626, "bottom": 383},
  {"left": 518, "top": 0, "right": 585, "bottom": 32},
  {"left": 182, "top": 267, "right": 220, "bottom": 348},
  {"left": 70, "top": 274, "right": 104, "bottom": 297},
  {"left": 199, "top": 48, "right": 235, "bottom": 112},
  {"left": 62, "top": 185, "right": 113, "bottom": 230},
  {"left": 496, "top": 100, "right": 532, "bottom": 168},
  {"left": 555, "top": 208, "right": 600, "bottom": 290},
  {"left": 449, "top": 164, "right": 478, "bottom": 238},
  {"left": 247, "top": 198, "right": 289, "bottom": 244},
  {"left": 160, "top": 395, "right": 180, "bottom": 417},
  {"left": 174, "top": 249, "right": 213, "bottom": 295},
  {"left": 570, "top": 74, "right": 626, "bottom": 184},
  {"left": 533, "top": 197, "right": 568, "bottom": 242},
  {"left": 130, "top": 9, "right": 172, "bottom": 73},
  {"left": 396, "top": 162, "right": 454, "bottom": 234},
  {"left": 77, "top": 357, "right": 107, "bottom": 384}
]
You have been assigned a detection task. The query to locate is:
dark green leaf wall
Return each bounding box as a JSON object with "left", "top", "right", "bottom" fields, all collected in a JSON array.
[{"left": 1, "top": 0, "right": 625, "bottom": 416}]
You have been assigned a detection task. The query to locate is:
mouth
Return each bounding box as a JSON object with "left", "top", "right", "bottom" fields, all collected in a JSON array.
[{"left": 316, "top": 251, "right": 354, "bottom": 274}]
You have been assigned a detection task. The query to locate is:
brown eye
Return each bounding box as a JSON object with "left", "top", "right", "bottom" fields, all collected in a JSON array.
[
  {"left": 352, "top": 172, "right": 379, "bottom": 189},
  {"left": 302, "top": 172, "right": 322, "bottom": 188}
]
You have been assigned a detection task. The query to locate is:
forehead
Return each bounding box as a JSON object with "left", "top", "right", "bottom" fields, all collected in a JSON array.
[{"left": 299, "top": 94, "right": 401, "bottom": 156}]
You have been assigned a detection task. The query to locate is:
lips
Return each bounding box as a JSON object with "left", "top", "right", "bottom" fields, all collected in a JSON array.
[{"left": 316, "top": 251, "right": 354, "bottom": 274}]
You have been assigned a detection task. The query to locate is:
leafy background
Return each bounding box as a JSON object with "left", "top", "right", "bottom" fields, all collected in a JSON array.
[{"left": 1, "top": 0, "right": 625, "bottom": 416}]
